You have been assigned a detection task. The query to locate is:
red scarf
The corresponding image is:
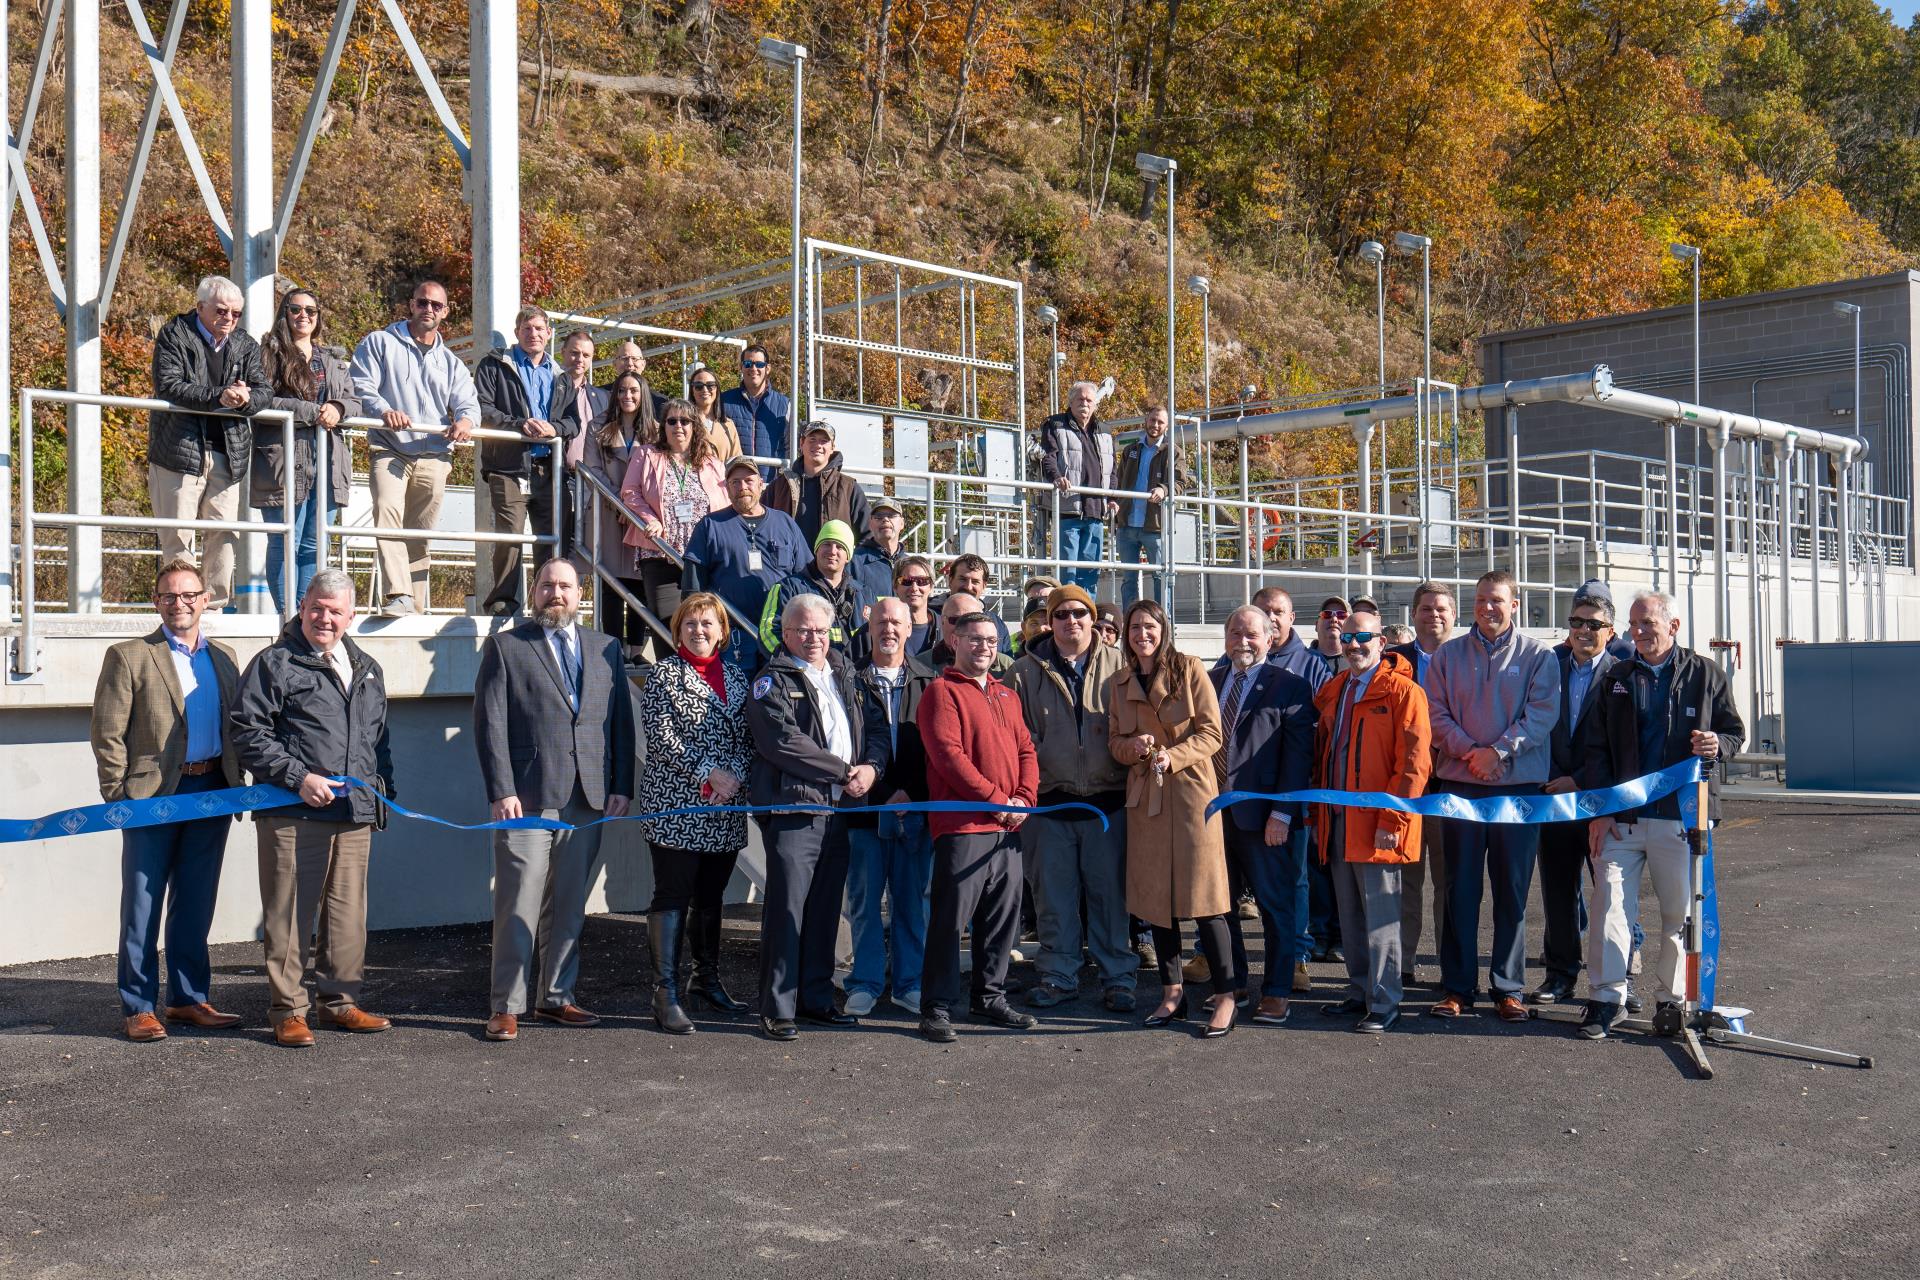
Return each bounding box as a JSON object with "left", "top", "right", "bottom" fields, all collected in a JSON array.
[{"left": 679, "top": 645, "right": 727, "bottom": 700}]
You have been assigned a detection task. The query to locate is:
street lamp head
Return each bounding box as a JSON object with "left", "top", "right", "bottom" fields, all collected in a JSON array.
[
  {"left": 1036, "top": 304, "right": 1059, "bottom": 324},
  {"left": 1237, "top": 384, "right": 1259, "bottom": 404},
  {"left": 757, "top": 36, "right": 808, "bottom": 66},
  {"left": 1833, "top": 300, "right": 1862, "bottom": 317},
  {"left": 1392, "top": 232, "right": 1430, "bottom": 255},
  {"left": 1668, "top": 242, "right": 1699, "bottom": 262},
  {"left": 1134, "top": 152, "right": 1176, "bottom": 179},
  {"left": 1052, "top": 352, "right": 1067, "bottom": 368},
  {"left": 1357, "top": 240, "right": 1386, "bottom": 265},
  {"left": 1186, "top": 274, "right": 1211, "bottom": 297}
]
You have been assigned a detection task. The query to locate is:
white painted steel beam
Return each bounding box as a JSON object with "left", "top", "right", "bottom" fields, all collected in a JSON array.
[
  {"left": 65, "top": 0, "right": 102, "bottom": 612},
  {"left": 100, "top": 0, "right": 189, "bottom": 324},
  {"left": 231, "top": 0, "right": 275, "bottom": 328},
  {"left": 123, "top": 0, "right": 233, "bottom": 252},
  {"left": 275, "top": 0, "right": 359, "bottom": 253},
  {"left": 382, "top": 0, "right": 472, "bottom": 166},
  {"left": 467, "top": 0, "right": 518, "bottom": 353}
]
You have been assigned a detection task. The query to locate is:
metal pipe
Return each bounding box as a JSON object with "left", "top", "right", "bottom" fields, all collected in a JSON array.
[
  {"left": 0, "top": 0, "right": 10, "bottom": 622},
  {"left": 786, "top": 48, "right": 806, "bottom": 416},
  {"left": 65, "top": 0, "right": 102, "bottom": 612},
  {"left": 1354, "top": 418, "right": 1374, "bottom": 598},
  {"left": 1774, "top": 439, "right": 1795, "bottom": 753},
  {"left": 469, "top": 0, "right": 520, "bottom": 352},
  {"left": 1746, "top": 438, "right": 1764, "bottom": 745},
  {"left": 1710, "top": 427, "right": 1730, "bottom": 681},
  {"left": 1664, "top": 419, "right": 1679, "bottom": 595}
]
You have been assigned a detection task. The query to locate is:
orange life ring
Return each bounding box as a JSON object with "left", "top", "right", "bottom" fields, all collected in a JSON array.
[{"left": 1259, "top": 508, "right": 1284, "bottom": 554}]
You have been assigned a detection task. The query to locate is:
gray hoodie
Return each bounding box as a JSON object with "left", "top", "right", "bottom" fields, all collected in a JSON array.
[{"left": 1425, "top": 626, "right": 1561, "bottom": 786}]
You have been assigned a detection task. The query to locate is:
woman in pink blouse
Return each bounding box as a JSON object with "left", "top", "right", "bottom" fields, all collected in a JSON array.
[{"left": 619, "top": 397, "right": 728, "bottom": 625}]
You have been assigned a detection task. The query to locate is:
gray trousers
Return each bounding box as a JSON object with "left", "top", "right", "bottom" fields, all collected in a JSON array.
[
  {"left": 490, "top": 783, "right": 604, "bottom": 1014},
  {"left": 1398, "top": 820, "right": 1447, "bottom": 968},
  {"left": 1023, "top": 809, "right": 1135, "bottom": 993},
  {"left": 1332, "top": 854, "right": 1404, "bottom": 1016}
]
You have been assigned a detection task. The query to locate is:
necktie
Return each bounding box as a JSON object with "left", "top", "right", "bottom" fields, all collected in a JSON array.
[
  {"left": 1213, "top": 671, "right": 1245, "bottom": 790},
  {"left": 555, "top": 628, "right": 580, "bottom": 709}
]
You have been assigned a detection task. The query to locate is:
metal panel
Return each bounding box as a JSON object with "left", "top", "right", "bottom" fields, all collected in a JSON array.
[
  {"left": 892, "top": 416, "right": 930, "bottom": 503},
  {"left": 980, "top": 427, "right": 1017, "bottom": 507},
  {"left": 1783, "top": 641, "right": 1920, "bottom": 791},
  {"left": 817, "top": 408, "right": 884, "bottom": 495}
]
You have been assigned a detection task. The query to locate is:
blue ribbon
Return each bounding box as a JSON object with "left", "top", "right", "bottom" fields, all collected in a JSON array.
[
  {"left": 0, "top": 782, "right": 1109, "bottom": 842},
  {"left": 1207, "top": 757, "right": 1705, "bottom": 823}
]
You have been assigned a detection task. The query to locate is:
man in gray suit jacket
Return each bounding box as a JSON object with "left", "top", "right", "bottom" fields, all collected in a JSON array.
[{"left": 473, "top": 558, "right": 636, "bottom": 1041}]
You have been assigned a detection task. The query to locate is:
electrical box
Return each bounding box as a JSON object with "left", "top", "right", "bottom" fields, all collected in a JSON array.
[{"left": 1782, "top": 642, "right": 1920, "bottom": 792}]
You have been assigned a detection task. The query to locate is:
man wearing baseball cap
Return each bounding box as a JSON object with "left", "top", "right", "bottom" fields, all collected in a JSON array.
[
  {"left": 768, "top": 419, "right": 870, "bottom": 545},
  {"left": 759, "top": 518, "right": 875, "bottom": 655},
  {"left": 681, "top": 456, "right": 812, "bottom": 667},
  {"left": 852, "top": 494, "right": 908, "bottom": 603}
]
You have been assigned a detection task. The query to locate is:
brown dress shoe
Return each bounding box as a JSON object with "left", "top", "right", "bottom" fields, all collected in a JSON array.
[
  {"left": 1493, "top": 994, "right": 1531, "bottom": 1024},
  {"left": 1252, "top": 996, "right": 1291, "bottom": 1026},
  {"left": 485, "top": 1012, "right": 519, "bottom": 1042},
  {"left": 274, "top": 1016, "right": 316, "bottom": 1047},
  {"left": 1427, "top": 993, "right": 1470, "bottom": 1019},
  {"left": 165, "top": 1002, "right": 242, "bottom": 1029},
  {"left": 534, "top": 1004, "right": 601, "bottom": 1027},
  {"left": 317, "top": 1005, "right": 392, "bottom": 1033},
  {"left": 125, "top": 1012, "right": 168, "bottom": 1042}
]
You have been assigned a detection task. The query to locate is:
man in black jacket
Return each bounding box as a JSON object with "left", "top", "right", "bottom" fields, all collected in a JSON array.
[
  {"left": 1530, "top": 593, "right": 1618, "bottom": 1005},
  {"left": 1037, "top": 381, "right": 1116, "bottom": 594},
  {"left": 149, "top": 275, "right": 274, "bottom": 610},
  {"left": 744, "top": 593, "right": 891, "bottom": 1041},
  {"left": 842, "top": 598, "right": 936, "bottom": 1017},
  {"left": 1112, "top": 405, "right": 1178, "bottom": 608},
  {"left": 1574, "top": 590, "right": 1743, "bottom": 1040},
  {"left": 229, "top": 569, "right": 395, "bottom": 1048}
]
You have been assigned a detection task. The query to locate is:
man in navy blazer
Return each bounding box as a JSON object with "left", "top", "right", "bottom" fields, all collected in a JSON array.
[
  {"left": 1529, "top": 592, "right": 1618, "bottom": 1005},
  {"left": 1211, "top": 605, "right": 1318, "bottom": 1024}
]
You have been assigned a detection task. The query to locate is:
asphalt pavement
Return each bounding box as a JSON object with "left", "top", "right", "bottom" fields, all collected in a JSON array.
[{"left": 1, "top": 798, "right": 1914, "bottom": 1279}]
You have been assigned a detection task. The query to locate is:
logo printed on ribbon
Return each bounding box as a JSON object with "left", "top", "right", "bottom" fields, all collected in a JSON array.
[
  {"left": 103, "top": 803, "right": 135, "bottom": 828},
  {"left": 58, "top": 811, "right": 88, "bottom": 835},
  {"left": 150, "top": 799, "right": 177, "bottom": 822}
]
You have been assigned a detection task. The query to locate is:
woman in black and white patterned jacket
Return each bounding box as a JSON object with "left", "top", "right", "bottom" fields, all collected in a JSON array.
[{"left": 637, "top": 592, "right": 753, "bottom": 1034}]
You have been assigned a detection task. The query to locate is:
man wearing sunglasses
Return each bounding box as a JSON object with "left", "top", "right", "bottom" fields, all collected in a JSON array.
[
  {"left": 1425, "top": 569, "right": 1561, "bottom": 1023},
  {"left": 149, "top": 274, "right": 274, "bottom": 611},
  {"left": 350, "top": 278, "right": 480, "bottom": 617},
  {"left": 720, "top": 344, "right": 790, "bottom": 481},
  {"left": 1530, "top": 595, "right": 1620, "bottom": 1006}
]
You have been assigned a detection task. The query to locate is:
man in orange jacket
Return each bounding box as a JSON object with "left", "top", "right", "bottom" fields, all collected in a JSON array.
[{"left": 1312, "top": 600, "right": 1432, "bottom": 1033}]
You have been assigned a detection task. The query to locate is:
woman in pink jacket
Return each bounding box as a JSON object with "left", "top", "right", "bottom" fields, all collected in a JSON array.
[{"left": 620, "top": 397, "right": 728, "bottom": 625}]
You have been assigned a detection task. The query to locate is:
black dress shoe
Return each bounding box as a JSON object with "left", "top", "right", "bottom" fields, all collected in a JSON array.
[
  {"left": 1143, "top": 994, "right": 1189, "bottom": 1027},
  {"left": 1624, "top": 990, "right": 1645, "bottom": 1014},
  {"left": 798, "top": 1006, "right": 858, "bottom": 1027},
  {"left": 759, "top": 1017, "right": 798, "bottom": 1042},
  {"left": 1319, "top": 997, "right": 1367, "bottom": 1017},
  {"left": 1200, "top": 998, "right": 1237, "bottom": 1040},
  {"left": 920, "top": 1011, "right": 958, "bottom": 1043},
  {"left": 969, "top": 1000, "right": 1038, "bottom": 1030},
  {"left": 1356, "top": 1008, "right": 1399, "bottom": 1034},
  {"left": 1528, "top": 980, "right": 1576, "bottom": 1005}
]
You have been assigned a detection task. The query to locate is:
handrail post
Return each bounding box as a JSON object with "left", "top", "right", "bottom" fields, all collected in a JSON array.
[
  {"left": 314, "top": 415, "right": 331, "bottom": 576},
  {"left": 15, "top": 391, "right": 38, "bottom": 676}
]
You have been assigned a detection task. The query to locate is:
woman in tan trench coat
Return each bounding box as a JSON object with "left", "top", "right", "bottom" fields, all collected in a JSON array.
[{"left": 1108, "top": 599, "right": 1238, "bottom": 1038}]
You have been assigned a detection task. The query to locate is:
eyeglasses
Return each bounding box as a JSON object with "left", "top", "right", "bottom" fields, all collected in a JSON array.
[
  {"left": 207, "top": 305, "right": 242, "bottom": 319},
  {"left": 897, "top": 576, "right": 932, "bottom": 588},
  {"left": 741, "top": 359, "right": 769, "bottom": 369},
  {"left": 156, "top": 590, "right": 206, "bottom": 606},
  {"left": 284, "top": 304, "right": 319, "bottom": 317},
  {"left": 1566, "top": 617, "right": 1611, "bottom": 633},
  {"left": 1338, "top": 630, "right": 1380, "bottom": 645},
  {"left": 1053, "top": 608, "right": 1092, "bottom": 621},
  {"left": 1320, "top": 608, "right": 1348, "bottom": 621},
  {"left": 411, "top": 298, "right": 448, "bottom": 311},
  {"left": 663, "top": 417, "right": 695, "bottom": 427},
  {"left": 790, "top": 627, "right": 831, "bottom": 640}
]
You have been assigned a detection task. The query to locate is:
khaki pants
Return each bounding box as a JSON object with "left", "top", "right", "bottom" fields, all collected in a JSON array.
[
  {"left": 257, "top": 815, "right": 372, "bottom": 1024},
  {"left": 148, "top": 453, "right": 243, "bottom": 608},
  {"left": 369, "top": 449, "right": 450, "bottom": 610}
]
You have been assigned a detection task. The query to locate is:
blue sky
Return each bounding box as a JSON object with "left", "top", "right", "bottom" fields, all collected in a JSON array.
[{"left": 1891, "top": 2, "right": 1920, "bottom": 24}]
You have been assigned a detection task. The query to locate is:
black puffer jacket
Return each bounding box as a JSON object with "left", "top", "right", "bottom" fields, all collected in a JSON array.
[
  {"left": 149, "top": 311, "right": 273, "bottom": 476},
  {"left": 230, "top": 618, "right": 394, "bottom": 825}
]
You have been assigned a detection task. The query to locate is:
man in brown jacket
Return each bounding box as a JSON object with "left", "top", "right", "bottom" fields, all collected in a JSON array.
[
  {"left": 767, "top": 420, "right": 870, "bottom": 546},
  {"left": 90, "top": 558, "right": 246, "bottom": 1042},
  {"left": 1312, "top": 600, "right": 1432, "bottom": 1034}
]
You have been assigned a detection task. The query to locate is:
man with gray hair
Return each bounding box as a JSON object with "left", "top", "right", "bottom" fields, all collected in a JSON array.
[
  {"left": 1574, "top": 591, "right": 1743, "bottom": 1040},
  {"left": 1038, "top": 379, "right": 1116, "bottom": 594},
  {"left": 229, "top": 568, "right": 394, "bottom": 1048},
  {"left": 744, "top": 593, "right": 891, "bottom": 1041},
  {"left": 473, "top": 557, "right": 634, "bottom": 1041},
  {"left": 149, "top": 274, "right": 273, "bottom": 609}
]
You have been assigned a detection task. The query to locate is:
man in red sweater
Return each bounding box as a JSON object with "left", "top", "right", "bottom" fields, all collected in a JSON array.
[{"left": 916, "top": 611, "right": 1041, "bottom": 1043}]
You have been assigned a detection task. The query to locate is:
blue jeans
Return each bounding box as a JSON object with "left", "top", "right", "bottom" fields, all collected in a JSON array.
[
  {"left": 1224, "top": 822, "right": 1312, "bottom": 997},
  {"left": 844, "top": 814, "right": 931, "bottom": 1000},
  {"left": 1058, "top": 517, "right": 1104, "bottom": 594},
  {"left": 260, "top": 490, "right": 323, "bottom": 615},
  {"left": 1114, "top": 526, "right": 1163, "bottom": 607},
  {"left": 116, "top": 771, "right": 233, "bottom": 1015}
]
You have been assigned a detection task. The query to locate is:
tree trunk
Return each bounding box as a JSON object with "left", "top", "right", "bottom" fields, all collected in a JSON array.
[
  {"left": 862, "top": 0, "right": 896, "bottom": 171},
  {"left": 931, "top": 0, "right": 988, "bottom": 164}
]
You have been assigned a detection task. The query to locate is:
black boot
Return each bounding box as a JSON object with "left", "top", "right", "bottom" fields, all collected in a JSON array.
[
  {"left": 648, "top": 910, "right": 695, "bottom": 1035},
  {"left": 687, "top": 906, "right": 748, "bottom": 1014}
]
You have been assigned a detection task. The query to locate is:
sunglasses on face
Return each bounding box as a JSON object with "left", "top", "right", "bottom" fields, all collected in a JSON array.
[
  {"left": 691, "top": 381, "right": 718, "bottom": 391},
  {"left": 741, "top": 359, "right": 769, "bottom": 369},
  {"left": 1053, "top": 608, "right": 1092, "bottom": 622},
  {"left": 411, "top": 298, "right": 448, "bottom": 311},
  {"left": 1566, "top": 617, "right": 1611, "bottom": 633},
  {"left": 284, "top": 304, "right": 319, "bottom": 318},
  {"left": 1320, "top": 608, "right": 1348, "bottom": 621},
  {"left": 208, "top": 305, "right": 242, "bottom": 319},
  {"left": 897, "top": 577, "right": 932, "bottom": 588},
  {"left": 663, "top": 417, "right": 695, "bottom": 427},
  {"left": 1339, "top": 631, "right": 1380, "bottom": 645}
]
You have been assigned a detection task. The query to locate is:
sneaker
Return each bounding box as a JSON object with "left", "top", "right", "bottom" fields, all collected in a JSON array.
[
  {"left": 890, "top": 989, "right": 921, "bottom": 1015},
  {"left": 1025, "top": 983, "right": 1074, "bottom": 1008},
  {"left": 1576, "top": 1001, "right": 1623, "bottom": 1040},
  {"left": 379, "top": 594, "right": 416, "bottom": 618},
  {"left": 1102, "top": 987, "right": 1136, "bottom": 1013},
  {"left": 919, "top": 1010, "right": 957, "bottom": 1043},
  {"left": 1181, "top": 954, "right": 1212, "bottom": 984},
  {"left": 1237, "top": 896, "right": 1259, "bottom": 920},
  {"left": 1292, "top": 961, "right": 1313, "bottom": 993},
  {"left": 843, "top": 990, "right": 877, "bottom": 1017}
]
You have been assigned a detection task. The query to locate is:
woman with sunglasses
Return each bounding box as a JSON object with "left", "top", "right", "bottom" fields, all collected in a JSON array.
[
  {"left": 254, "top": 289, "right": 359, "bottom": 613},
  {"left": 687, "top": 365, "right": 743, "bottom": 463},
  {"left": 1108, "top": 598, "right": 1238, "bottom": 1038},
  {"left": 619, "top": 397, "right": 727, "bottom": 630},
  {"left": 582, "top": 372, "right": 654, "bottom": 659}
]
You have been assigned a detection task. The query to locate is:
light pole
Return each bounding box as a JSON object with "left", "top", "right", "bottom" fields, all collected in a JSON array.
[
  {"left": 1667, "top": 242, "right": 1701, "bottom": 596},
  {"left": 1834, "top": 299, "right": 1862, "bottom": 640},
  {"left": 1037, "top": 303, "right": 1060, "bottom": 416},
  {"left": 1138, "top": 152, "right": 1179, "bottom": 616},
  {"left": 759, "top": 36, "right": 808, "bottom": 416},
  {"left": 1358, "top": 238, "right": 1388, "bottom": 521},
  {"left": 1393, "top": 231, "right": 1432, "bottom": 575},
  {"left": 1187, "top": 273, "right": 1211, "bottom": 497}
]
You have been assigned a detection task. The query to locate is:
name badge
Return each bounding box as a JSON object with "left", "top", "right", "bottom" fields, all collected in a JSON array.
[
  {"left": 746, "top": 549, "right": 763, "bottom": 572},
  {"left": 673, "top": 499, "right": 702, "bottom": 524},
  {"left": 1685, "top": 706, "right": 1696, "bottom": 716}
]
